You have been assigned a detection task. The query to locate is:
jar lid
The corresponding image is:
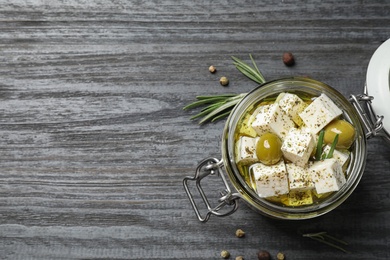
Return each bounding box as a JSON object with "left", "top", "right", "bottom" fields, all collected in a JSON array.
[{"left": 366, "top": 38, "right": 390, "bottom": 134}]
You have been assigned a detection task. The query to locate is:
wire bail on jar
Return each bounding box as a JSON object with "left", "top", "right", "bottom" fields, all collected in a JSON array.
[
  {"left": 183, "top": 157, "right": 240, "bottom": 222},
  {"left": 349, "top": 93, "right": 385, "bottom": 140}
]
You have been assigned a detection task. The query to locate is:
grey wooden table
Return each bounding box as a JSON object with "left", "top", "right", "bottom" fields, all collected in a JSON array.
[{"left": 1, "top": 1, "right": 389, "bottom": 259}]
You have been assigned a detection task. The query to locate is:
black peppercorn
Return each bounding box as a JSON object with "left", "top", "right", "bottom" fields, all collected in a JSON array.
[
  {"left": 282, "top": 52, "right": 295, "bottom": 66},
  {"left": 258, "top": 250, "right": 271, "bottom": 260}
]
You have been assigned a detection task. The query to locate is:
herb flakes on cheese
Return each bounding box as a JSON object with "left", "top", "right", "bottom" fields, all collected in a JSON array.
[
  {"left": 277, "top": 92, "right": 308, "bottom": 126},
  {"left": 286, "top": 163, "right": 315, "bottom": 191},
  {"left": 281, "top": 128, "right": 316, "bottom": 167},
  {"left": 299, "top": 93, "right": 342, "bottom": 135},
  {"left": 235, "top": 136, "right": 259, "bottom": 165},
  {"left": 251, "top": 104, "right": 295, "bottom": 140},
  {"left": 251, "top": 160, "right": 289, "bottom": 198},
  {"left": 281, "top": 190, "right": 313, "bottom": 206},
  {"left": 309, "top": 158, "right": 346, "bottom": 194}
]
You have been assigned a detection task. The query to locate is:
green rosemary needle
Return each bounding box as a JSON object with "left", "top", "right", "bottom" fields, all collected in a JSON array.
[
  {"left": 184, "top": 54, "right": 265, "bottom": 124},
  {"left": 318, "top": 133, "right": 340, "bottom": 160},
  {"left": 303, "top": 231, "right": 349, "bottom": 253},
  {"left": 326, "top": 134, "right": 339, "bottom": 159},
  {"left": 315, "top": 130, "right": 325, "bottom": 161},
  {"left": 231, "top": 54, "right": 266, "bottom": 84}
]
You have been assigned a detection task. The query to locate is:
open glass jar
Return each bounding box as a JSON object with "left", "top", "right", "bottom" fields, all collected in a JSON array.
[{"left": 183, "top": 40, "right": 389, "bottom": 222}]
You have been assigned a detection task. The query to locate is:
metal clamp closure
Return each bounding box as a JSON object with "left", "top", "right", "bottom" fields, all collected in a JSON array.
[
  {"left": 183, "top": 157, "right": 239, "bottom": 222},
  {"left": 349, "top": 94, "right": 384, "bottom": 139}
]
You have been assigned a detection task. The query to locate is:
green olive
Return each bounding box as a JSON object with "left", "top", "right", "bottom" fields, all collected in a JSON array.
[
  {"left": 256, "top": 133, "right": 283, "bottom": 165},
  {"left": 324, "top": 119, "right": 356, "bottom": 149}
]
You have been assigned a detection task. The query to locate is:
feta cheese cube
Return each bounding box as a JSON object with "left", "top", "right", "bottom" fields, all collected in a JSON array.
[
  {"left": 251, "top": 105, "right": 273, "bottom": 136},
  {"left": 235, "top": 136, "right": 259, "bottom": 164},
  {"left": 322, "top": 145, "right": 350, "bottom": 168},
  {"left": 309, "top": 158, "right": 346, "bottom": 194},
  {"left": 277, "top": 93, "right": 308, "bottom": 126},
  {"left": 286, "top": 163, "right": 315, "bottom": 191},
  {"left": 281, "top": 190, "right": 313, "bottom": 206},
  {"left": 251, "top": 161, "right": 289, "bottom": 198},
  {"left": 299, "top": 93, "right": 342, "bottom": 134},
  {"left": 251, "top": 104, "right": 295, "bottom": 140},
  {"left": 281, "top": 128, "right": 316, "bottom": 167}
]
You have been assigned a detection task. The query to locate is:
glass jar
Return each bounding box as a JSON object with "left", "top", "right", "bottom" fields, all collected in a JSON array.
[
  {"left": 183, "top": 40, "right": 389, "bottom": 222},
  {"left": 226, "top": 77, "right": 367, "bottom": 220}
]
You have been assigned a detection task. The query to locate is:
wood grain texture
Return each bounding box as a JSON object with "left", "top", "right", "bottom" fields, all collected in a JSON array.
[{"left": 0, "top": 0, "right": 389, "bottom": 259}]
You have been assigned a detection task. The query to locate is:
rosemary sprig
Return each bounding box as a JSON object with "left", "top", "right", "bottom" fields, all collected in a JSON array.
[
  {"left": 184, "top": 54, "right": 265, "bottom": 124},
  {"left": 303, "top": 231, "right": 349, "bottom": 253},
  {"left": 183, "top": 93, "right": 247, "bottom": 124},
  {"left": 316, "top": 132, "right": 340, "bottom": 160},
  {"left": 231, "top": 54, "right": 266, "bottom": 84},
  {"left": 182, "top": 95, "right": 237, "bottom": 110}
]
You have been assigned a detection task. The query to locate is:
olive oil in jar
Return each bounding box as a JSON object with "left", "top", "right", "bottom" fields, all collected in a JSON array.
[{"left": 233, "top": 91, "right": 355, "bottom": 207}]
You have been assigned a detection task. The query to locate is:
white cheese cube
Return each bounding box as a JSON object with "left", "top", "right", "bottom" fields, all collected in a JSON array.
[
  {"left": 277, "top": 93, "right": 307, "bottom": 126},
  {"left": 281, "top": 128, "right": 316, "bottom": 167},
  {"left": 251, "top": 161, "right": 289, "bottom": 198},
  {"left": 322, "top": 145, "right": 350, "bottom": 168},
  {"left": 286, "top": 163, "right": 315, "bottom": 191},
  {"left": 251, "top": 105, "right": 273, "bottom": 136},
  {"left": 309, "top": 158, "right": 346, "bottom": 194},
  {"left": 235, "top": 136, "right": 259, "bottom": 164},
  {"left": 299, "top": 93, "right": 342, "bottom": 134},
  {"left": 251, "top": 104, "right": 295, "bottom": 140}
]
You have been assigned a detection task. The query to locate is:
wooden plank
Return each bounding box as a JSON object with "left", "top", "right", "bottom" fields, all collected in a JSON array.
[{"left": 0, "top": 0, "right": 389, "bottom": 259}]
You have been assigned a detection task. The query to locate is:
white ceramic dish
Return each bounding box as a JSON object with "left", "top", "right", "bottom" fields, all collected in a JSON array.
[{"left": 366, "top": 39, "right": 390, "bottom": 139}]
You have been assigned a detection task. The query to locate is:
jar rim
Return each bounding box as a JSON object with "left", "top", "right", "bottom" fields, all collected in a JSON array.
[{"left": 221, "top": 77, "right": 367, "bottom": 219}]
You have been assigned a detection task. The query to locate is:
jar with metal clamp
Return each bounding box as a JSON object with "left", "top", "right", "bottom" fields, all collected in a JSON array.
[{"left": 183, "top": 39, "right": 389, "bottom": 222}]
